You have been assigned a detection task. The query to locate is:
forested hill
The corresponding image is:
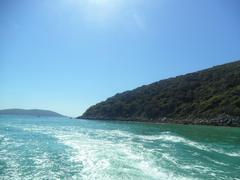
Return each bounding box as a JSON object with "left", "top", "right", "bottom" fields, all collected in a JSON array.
[
  {"left": 80, "top": 60, "right": 240, "bottom": 126},
  {"left": 0, "top": 109, "right": 64, "bottom": 117}
]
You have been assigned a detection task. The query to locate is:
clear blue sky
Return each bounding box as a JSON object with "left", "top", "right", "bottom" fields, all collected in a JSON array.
[{"left": 1, "top": 0, "right": 240, "bottom": 117}]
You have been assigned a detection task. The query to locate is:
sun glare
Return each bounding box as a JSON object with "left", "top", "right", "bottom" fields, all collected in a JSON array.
[{"left": 67, "top": 0, "right": 124, "bottom": 25}]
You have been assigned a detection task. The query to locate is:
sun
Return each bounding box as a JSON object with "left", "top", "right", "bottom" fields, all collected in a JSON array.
[
  {"left": 66, "top": 0, "right": 124, "bottom": 25},
  {"left": 86, "top": 0, "right": 123, "bottom": 19},
  {"left": 88, "top": 0, "right": 113, "bottom": 6}
]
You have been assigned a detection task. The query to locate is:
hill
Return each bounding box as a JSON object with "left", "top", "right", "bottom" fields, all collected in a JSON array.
[
  {"left": 80, "top": 60, "right": 240, "bottom": 126},
  {"left": 0, "top": 109, "right": 64, "bottom": 117}
]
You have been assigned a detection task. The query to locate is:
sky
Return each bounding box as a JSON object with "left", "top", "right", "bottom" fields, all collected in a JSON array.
[{"left": 1, "top": 0, "right": 240, "bottom": 117}]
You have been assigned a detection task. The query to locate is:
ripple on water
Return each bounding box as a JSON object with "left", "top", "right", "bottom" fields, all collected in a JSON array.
[
  {"left": 0, "top": 118, "right": 239, "bottom": 180},
  {"left": 54, "top": 129, "right": 199, "bottom": 180}
]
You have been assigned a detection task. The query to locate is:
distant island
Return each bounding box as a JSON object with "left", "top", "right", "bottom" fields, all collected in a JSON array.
[
  {"left": 79, "top": 60, "right": 240, "bottom": 127},
  {"left": 0, "top": 109, "right": 64, "bottom": 117}
]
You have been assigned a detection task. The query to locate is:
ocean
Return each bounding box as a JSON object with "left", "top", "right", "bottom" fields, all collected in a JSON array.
[{"left": 0, "top": 115, "right": 239, "bottom": 180}]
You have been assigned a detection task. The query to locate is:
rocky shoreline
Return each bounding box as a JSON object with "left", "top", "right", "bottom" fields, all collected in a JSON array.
[{"left": 78, "top": 114, "right": 240, "bottom": 127}]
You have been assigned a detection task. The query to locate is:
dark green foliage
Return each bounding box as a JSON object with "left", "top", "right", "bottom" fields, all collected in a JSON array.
[
  {"left": 0, "top": 109, "right": 64, "bottom": 117},
  {"left": 81, "top": 61, "right": 240, "bottom": 121}
]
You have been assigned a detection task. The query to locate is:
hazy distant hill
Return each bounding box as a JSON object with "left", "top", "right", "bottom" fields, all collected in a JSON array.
[
  {"left": 0, "top": 109, "right": 64, "bottom": 117},
  {"left": 80, "top": 60, "right": 240, "bottom": 126}
]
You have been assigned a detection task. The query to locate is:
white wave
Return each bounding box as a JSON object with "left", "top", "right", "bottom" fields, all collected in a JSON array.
[
  {"left": 5, "top": 122, "right": 238, "bottom": 180},
  {"left": 0, "top": 134, "right": 4, "bottom": 139},
  {"left": 55, "top": 130, "right": 197, "bottom": 180},
  {"left": 137, "top": 133, "right": 240, "bottom": 158},
  {"left": 0, "top": 138, "right": 22, "bottom": 180},
  {"left": 55, "top": 132, "right": 111, "bottom": 179},
  {"left": 106, "top": 129, "right": 133, "bottom": 138},
  {"left": 208, "top": 158, "right": 227, "bottom": 166},
  {"left": 161, "top": 153, "right": 178, "bottom": 165}
]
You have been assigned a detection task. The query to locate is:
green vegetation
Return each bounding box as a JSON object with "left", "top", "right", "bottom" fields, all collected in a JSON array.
[
  {"left": 0, "top": 109, "right": 64, "bottom": 117},
  {"left": 80, "top": 61, "right": 240, "bottom": 126}
]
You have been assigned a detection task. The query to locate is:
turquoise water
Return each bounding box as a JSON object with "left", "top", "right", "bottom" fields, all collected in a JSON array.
[{"left": 0, "top": 115, "right": 240, "bottom": 180}]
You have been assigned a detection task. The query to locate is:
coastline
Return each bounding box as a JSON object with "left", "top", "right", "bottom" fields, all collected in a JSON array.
[{"left": 78, "top": 114, "right": 240, "bottom": 127}]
